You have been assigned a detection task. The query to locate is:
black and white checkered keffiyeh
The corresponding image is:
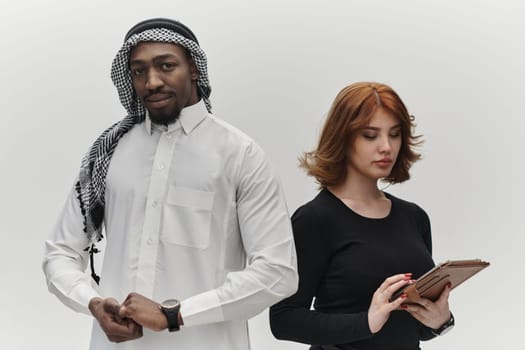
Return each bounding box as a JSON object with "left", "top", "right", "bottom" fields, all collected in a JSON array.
[
  {"left": 112, "top": 28, "right": 212, "bottom": 118},
  {"left": 75, "top": 28, "right": 212, "bottom": 283}
]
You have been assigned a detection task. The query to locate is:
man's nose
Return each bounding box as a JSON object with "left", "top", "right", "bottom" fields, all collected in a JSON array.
[{"left": 145, "top": 71, "right": 163, "bottom": 90}]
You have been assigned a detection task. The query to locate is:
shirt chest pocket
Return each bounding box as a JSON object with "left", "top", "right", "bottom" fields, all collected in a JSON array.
[{"left": 161, "top": 186, "right": 214, "bottom": 249}]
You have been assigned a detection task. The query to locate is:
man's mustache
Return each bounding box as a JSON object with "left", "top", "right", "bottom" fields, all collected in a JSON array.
[{"left": 144, "top": 89, "right": 176, "bottom": 101}]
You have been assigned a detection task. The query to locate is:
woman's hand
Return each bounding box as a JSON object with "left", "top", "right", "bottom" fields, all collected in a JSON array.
[
  {"left": 401, "top": 283, "right": 451, "bottom": 329},
  {"left": 368, "top": 273, "right": 412, "bottom": 333}
]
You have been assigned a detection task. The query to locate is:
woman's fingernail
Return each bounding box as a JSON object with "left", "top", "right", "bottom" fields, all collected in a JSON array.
[
  {"left": 400, "top": 304, "right": 408, "bottom": 309},
  {"left": 404, "top": 273, "right": 412, "bottom": 277},
  {"left": 447, "top": 282, "right": 452, "bottom": 288},
  {"left": 401, "top": 293, "right": 408, "bottom": 299}
]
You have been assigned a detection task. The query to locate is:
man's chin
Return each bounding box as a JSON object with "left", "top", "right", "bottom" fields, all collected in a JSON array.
[{"left": 148, "top": 110, "right": 180, "bottom": 125}]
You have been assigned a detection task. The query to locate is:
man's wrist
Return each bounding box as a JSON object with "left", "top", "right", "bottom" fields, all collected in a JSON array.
[
  {"left": 159, "top": 299, "right": 182, "bottom": 332},
  {"left": 178, "top": 311, "right": 184, "bottom": 326}
]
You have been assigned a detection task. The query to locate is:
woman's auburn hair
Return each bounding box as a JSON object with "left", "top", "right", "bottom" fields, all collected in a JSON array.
[{"left": 300, "top": 82, "right": 422, "bottom": 187}]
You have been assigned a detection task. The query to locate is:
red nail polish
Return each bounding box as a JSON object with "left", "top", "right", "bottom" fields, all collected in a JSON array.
[
  {"left": 404, "top": 273, "right": 412, "bottom": 277},
  {"left": 401, "top": 293, "right": 408, "bottom": 299},
  {"left": 400, "top": 304, "right": 408, "bottom": 309}
]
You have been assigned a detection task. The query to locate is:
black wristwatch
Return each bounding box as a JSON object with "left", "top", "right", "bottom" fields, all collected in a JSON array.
[
  {"left": 431, "top": 313, "right": 455, "bottom": 336},
  {"left": 160, "top": 299, "right": 181, "bottom": 332}
]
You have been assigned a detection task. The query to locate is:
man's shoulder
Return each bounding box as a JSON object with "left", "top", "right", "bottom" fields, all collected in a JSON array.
[
  {"left": 205, "top": 114, "right": 260, "bottom": 151},
  {"left": 207, "top": 114, "right": 251, "bottom": 138}
]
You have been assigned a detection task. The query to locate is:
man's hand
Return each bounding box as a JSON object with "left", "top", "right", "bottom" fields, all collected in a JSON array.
[
  {"left": 88, "top": 297, "right": 143, "bottom": 343},
  {"left": 401, "top": 283, "right": 452, "bottom": 329},
  {"left": 119, "top": 292, "right": 168, "bottom": 332}
]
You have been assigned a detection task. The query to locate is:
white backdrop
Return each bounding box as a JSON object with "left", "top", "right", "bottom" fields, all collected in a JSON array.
[{"left": 1, "top": 0, "right": 523, "bottom": 349}]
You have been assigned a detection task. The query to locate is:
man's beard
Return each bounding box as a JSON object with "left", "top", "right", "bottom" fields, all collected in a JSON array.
[{"left": 147, "top": 108, "right": 182, "bottom": 126}]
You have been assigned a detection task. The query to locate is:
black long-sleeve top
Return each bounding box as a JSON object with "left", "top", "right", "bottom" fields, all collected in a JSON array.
[{"left": 270, "top": 189, "right": 437, "bottom": 350}]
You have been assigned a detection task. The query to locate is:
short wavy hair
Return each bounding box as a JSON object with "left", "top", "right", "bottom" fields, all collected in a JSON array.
[{"left": 300, "top": 82, "right": 422, "bottom": 187}]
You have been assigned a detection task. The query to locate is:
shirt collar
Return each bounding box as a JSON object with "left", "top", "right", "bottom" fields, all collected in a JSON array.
[{"left": 144, "top": 99, "right": 209, "bottom": 135}]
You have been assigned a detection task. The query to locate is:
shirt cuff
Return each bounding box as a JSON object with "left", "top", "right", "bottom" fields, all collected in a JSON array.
[{"left": 180, "top": 290, "right": 224, "bottom": 327}]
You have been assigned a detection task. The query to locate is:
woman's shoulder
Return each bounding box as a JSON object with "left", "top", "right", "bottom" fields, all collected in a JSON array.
[
  {"left": 291, "top": 191, "right": 336, "bottom": 246},
  {"left": 292, "top": 189, "right": 334, "bottom": 220},
  {"left": 292, "top": 190, "right": 341, "bottom": 234},
  {"left": 385, "top": 192, "right": 429, "bottom": 219}
]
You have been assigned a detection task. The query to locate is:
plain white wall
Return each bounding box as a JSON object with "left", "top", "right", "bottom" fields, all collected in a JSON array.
[{"left": 1, "top": 0, "right": 523, "bottom": 348}]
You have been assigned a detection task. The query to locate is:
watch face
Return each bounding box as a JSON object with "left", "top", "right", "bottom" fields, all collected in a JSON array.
[{"left": 161, "top": 299, "right": 180, "bottom": 309}]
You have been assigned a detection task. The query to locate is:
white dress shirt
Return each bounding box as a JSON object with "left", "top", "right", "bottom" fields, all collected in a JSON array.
[{"left": 43, "top": 100, "right": 298, "bottom": 350}]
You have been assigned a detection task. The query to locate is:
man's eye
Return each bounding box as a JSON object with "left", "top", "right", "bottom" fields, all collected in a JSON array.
[
  {"left": 161, "top": 63, "right": 175, "bottom": 70},
  {"left": 132, "top": 68, "right": 145, "bottom": 76}
]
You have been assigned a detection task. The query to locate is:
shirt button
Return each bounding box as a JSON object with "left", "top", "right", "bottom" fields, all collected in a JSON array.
[
  {"left": 166, "top": 134, "right": 173, "bottom": 139},
  {"left": 158, "top": 163, "right": 165, "bottom": 170},
  {"left": 152, "top": 201, "right": 158, "bottom": 208},
  {"left": 147, "top": 238, "right": 153, "bottom": 245}
]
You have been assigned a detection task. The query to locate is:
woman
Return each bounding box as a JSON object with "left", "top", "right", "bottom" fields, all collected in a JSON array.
[{"left": 270, "top": 82, "right": 453, "bottom": 350}]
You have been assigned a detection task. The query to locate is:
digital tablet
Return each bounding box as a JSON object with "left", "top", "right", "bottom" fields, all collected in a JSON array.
[{"left": 390, "top": 259, "right": 490, "bottom": 304}]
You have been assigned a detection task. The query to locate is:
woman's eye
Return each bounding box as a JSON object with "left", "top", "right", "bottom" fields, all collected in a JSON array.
[
  {"left": 390, "top": 131, "right": 401, "bottom": 138},
  {"left": 363, "top": 134, "right": 376, "bottom": 140}
]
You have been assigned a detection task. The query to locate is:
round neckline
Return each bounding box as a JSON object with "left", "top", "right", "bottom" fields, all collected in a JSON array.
[{"left": 323, "top": 188, "right": 394, "bottom": 221}]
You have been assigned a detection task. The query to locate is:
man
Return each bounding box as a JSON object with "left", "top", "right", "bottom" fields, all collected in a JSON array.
[{"left": 43, "top": 18, "right": 298, "bottom": 350}]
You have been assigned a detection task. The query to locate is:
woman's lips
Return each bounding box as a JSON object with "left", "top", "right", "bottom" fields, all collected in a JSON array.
[{"left": 374, "top": 159, "right": 393, "bottom": 168}]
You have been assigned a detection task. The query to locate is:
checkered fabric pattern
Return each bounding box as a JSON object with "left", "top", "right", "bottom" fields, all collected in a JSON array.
[{"left": 111, "top": 28, "right": 212, "bottom": 117}]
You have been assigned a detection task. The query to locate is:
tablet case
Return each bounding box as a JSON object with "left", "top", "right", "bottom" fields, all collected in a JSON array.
[{"left": 392, "top": 259, "right": 490, "bottom": 304}]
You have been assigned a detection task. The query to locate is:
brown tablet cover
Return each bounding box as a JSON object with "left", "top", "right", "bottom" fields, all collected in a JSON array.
[{"left": 392, "top": 259, "right": 490, "bottom": 304}]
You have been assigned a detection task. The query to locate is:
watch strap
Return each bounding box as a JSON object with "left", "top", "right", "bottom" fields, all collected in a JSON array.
[
  {"left": 160, "top": 303, "right": 181, "bottom": 332},
  {"left": 431, "top": 312, "right": 454, "bottom": 336}
]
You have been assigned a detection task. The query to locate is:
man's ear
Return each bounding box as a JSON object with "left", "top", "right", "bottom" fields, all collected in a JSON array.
[{"left": 190, "top": 61, "right": 199, "bottom": 81}]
